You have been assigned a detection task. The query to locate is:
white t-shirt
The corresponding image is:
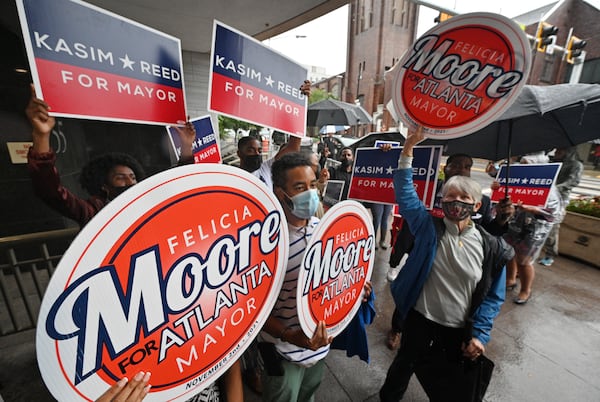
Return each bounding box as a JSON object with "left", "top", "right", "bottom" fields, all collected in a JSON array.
[{"left": 253, "top": 158, "right": 275, "bottom": 190}]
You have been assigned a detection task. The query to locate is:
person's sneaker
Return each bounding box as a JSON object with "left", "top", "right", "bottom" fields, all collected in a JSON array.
[
  {"left": 387, "top": 266, "right": 401, "bottom": 281},
  {"left": 538, "top": 256, "right": 554, "bottom": 266},
  {"left": 379, "top": 240, "right": 388, "bottom": 250}
]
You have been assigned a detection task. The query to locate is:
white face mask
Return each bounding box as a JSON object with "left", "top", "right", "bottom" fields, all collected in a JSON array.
[{"left": 285, "top": 189, "right": 320, "bottom": 219}]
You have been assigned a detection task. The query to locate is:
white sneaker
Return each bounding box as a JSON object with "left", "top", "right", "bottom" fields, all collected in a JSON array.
[
  {"left": 387, "top": 266, "right": 401, "bottom": 281},
  {"left": 387, "top": 254, "right": 408, "bottom": 282}
]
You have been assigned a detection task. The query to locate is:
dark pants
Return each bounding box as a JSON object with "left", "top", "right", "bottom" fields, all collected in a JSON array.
[
  {"left": 389, "top": 219, "right": 414, "bottom": 268},
  {"left": 389, "top": 221, "right": 414, "bottom": 334},
  {"left": 380, "top": 310, "right": 467, "bottom": 402}
]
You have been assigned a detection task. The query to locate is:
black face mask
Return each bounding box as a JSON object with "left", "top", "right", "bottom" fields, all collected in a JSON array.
[
  {"left": 441, "top": 200, "right": 475, "bottom": 221},
  {"left": 106, "top": 184, "right": 134, "bottom": 201},
  {"left": 340, "top": 158, "right": 352, "bottom": 168},
  {"left": 243, "top": 155, "right": 262, "bottom": 172}
]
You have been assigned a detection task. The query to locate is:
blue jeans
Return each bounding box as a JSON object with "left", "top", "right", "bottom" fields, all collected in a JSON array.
[{"left": 371, "top": 203, "right": 393, "bottom": 244}]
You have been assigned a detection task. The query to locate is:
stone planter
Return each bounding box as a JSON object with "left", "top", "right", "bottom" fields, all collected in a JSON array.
[{"left": 558, "top": 211, "right": 600, "bottom": 267}]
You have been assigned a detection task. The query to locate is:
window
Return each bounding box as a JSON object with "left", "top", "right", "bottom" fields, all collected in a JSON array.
[
  {"left": 539, "top": 54, "right": 554, "bottom": 83},
  {"left": 359, "top": 0, "right": 365, "bottom": 32},
  {"left": 401, "top": 0, "right": 408, "bottom": 27}
]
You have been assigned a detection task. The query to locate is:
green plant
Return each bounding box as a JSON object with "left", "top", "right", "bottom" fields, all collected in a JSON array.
[{"left": 566, "top": 196, "right": 600, "bottom": 218}]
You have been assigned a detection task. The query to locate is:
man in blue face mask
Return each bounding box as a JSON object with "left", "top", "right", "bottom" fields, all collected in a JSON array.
[{"left": 260, "top": 153, "right": 332, "bottom": 402}]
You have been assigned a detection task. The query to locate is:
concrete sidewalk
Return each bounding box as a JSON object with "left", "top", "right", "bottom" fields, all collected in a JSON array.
[
  {"left": 1, "top": 251, "right": 599, "bottom": 401},
  {"left": 249, "top": 249, "right": 600, "bottom": 402}
]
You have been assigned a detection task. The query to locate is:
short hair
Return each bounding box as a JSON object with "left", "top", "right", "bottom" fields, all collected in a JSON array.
[
  {"left": 300, "top": 149, "right": 318, "bottom": 160},
  {"left": 79, "top": 153, "right": 145, "bottom": 196},
  {"left": 446, "top": 153, "right": 473, "bottom": 165},
  {"left": 441, "top": 175, "right": 482, "bottom": 204},
  {"left": 339, "top": 146, "right": 353, "bottom": 159},
  {"left": 237, "top": 136, "right": 260, "bottom": 150},
  {"left": 271, "top": 152, "right": 313, "bottom": 190}
]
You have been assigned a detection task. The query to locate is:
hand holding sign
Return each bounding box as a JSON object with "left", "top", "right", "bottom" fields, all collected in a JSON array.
[
  {"left": 282, "top": 321, "right": 333, "bottom": 351},
  {"left": 172, "top": 119, "right": 196, "bottom": 162},
  {"left": 26, "top": 85, "right": 54, "bottom": 154},
  {"left": 401, "top": 126, "right": 426, "bottom": 156},
  {"left": 96, "top": 372, "right": 151, "bottom": 402}
]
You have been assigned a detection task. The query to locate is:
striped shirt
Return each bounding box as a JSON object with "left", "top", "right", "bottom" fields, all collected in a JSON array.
[{"left": 261, "top": 216, "right": 330, "bottom": 367}]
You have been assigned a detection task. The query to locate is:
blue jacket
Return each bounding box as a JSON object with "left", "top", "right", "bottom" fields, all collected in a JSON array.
[
  {"left": 330, "top": 291, "right": 376, "bottom": 363},
  {"left": 391, "top": 168, "right": 514, "bottom": 345}
]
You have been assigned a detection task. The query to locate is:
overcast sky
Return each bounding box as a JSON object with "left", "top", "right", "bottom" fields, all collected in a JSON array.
[{"left": 266, "top": 0, "right": 557, "bottom": 75}]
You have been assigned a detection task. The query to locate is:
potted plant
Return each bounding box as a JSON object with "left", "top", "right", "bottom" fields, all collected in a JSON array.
[{"left": 558, "top": 196, "right": 600, "bottom": 267}]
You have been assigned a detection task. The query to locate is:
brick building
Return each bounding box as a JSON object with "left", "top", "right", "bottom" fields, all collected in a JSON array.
[{"left": 344, "top": 0, "right": 419, "bottom": 135}]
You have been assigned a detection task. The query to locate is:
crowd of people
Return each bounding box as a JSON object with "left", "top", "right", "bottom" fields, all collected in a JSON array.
[{"left": 23, "top": 74, "right": 589, "bottom": 402}]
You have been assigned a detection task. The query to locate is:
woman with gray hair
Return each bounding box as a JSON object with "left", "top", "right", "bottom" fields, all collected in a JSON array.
[{"left": 380, "top": 127, "right": 514, "bottom": 402}]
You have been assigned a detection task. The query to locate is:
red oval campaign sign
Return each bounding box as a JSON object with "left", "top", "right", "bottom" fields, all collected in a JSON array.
[
  {"left": 297, "top": 201, "right": 374, "bottom": 338},
  {"left": 36, "top": 164, "right": 288, "bottom": 401},
  {"left": 391, "top": 12, "right": 531, "bottom": 139}
]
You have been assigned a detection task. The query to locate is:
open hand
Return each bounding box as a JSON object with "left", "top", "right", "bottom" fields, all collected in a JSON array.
[{"left": 96, "top": 371, "right": 151, "bottom": 402}]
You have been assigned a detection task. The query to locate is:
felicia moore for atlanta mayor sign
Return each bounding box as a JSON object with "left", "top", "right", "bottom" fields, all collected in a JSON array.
[
  {"left": 391, "top": 12, "right": 531, "bottom": 139},
  {"left": 36, "top": 164, "right": 288, "bottom": 401}
]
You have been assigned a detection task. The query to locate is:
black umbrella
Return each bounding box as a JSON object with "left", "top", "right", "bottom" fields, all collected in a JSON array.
[
  {"left": 421, "top": 83, "right": 600, "bottom": 197},
  {"left": 422, "top": 83, "right": 600, "bottom": 161},
  {"left": 307, "top": 99, "right": 372, "bottom": 127}
]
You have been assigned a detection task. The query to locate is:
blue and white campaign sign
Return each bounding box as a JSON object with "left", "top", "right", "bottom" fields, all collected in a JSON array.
[
  {"left": 16, "top": 0, "right": 186, "bottom": 125},
  {"left": 373, "top": 140, "right": 401, "bottom": 148},
  {"left": 348, "top": 146, "right": 442, "bottom": 208},
  {"left": 167, "top": 116, "right": 222, "bottom": 164},
  {"left": 491, "top": 163, "right": 562, "bottom": 207},
  {"left": 209, "top": 21, "right": 308, "bottom": 137}
]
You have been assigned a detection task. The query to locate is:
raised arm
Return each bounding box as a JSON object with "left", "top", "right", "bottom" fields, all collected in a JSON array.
[
  {"left": 26, "top": 84, "right": 55, "bottom": 153},
  {"left": 274, "top": 80, "right": 311, "bottom": 160},
  {"left": 400, "top": 126, "right": 425, "bottom": 158},
  {"left": 173, "top": 119, "right": 196, "bottom": 165}
]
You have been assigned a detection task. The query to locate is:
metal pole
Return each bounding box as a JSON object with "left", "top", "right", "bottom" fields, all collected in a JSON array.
[{"left": 504, "top": 120, "right": 513, "bottom": 198}]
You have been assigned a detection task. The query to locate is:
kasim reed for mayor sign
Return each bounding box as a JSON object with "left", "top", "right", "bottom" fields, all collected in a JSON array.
[
  {"left": 209, "top": 21, "right": 308, "bottom": 137},
  {"left": 36, "top": 164, "right": 288, "bottom": 401},
  {"left": 348, "top": 146, "right": 442, "bottom": 209},
  {"left": 16, "top": 0, "right": 186, "bottom": 125},
  {"left": 390, "top": 12, "right": 531, "bottom": 139},
  {"left": 167, "top": 116, "right": 222, "bottom": 164}
]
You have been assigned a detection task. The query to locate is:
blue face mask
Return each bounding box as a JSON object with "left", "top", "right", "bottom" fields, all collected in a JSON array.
[{"left": 285, "top": 189, "right": 320, "bottom": 219}]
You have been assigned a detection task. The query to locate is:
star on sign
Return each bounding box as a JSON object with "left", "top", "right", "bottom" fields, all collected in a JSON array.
[
  {"left": 265, "top": 75, "right": 274, "bottom": 87},
  {"left": 521, "top": 178, "right": 528, "bottom": 184},
  {"left": 386, "top": 166, "right": 394, "bottom": 175},
  {"left": 119, "top": 54, "right": 136, "bottom": 70}
]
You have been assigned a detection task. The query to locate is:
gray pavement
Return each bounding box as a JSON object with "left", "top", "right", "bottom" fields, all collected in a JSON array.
[{"left": 1, "top": 248, "right": 599, "bottom": 401}]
